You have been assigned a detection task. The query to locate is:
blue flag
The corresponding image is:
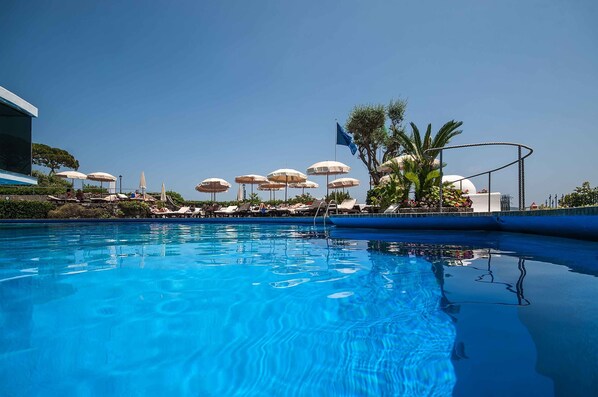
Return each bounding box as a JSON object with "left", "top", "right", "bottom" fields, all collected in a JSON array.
[{"left": 336, "top": 123, "right": 357, "bottom": 155}]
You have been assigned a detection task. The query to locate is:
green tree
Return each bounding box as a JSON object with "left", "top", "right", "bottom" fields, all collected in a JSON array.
[
  {"left": 560, "top": 182, "right": 598, "bottom": 208},
  {"left": 393, "top": 120, "right": 463, "bottom": 164},
  {"left": 346, "top": 99, "right": 407, "bottom": 185},
  {"left": 32, "top": 143, "right": 80, "bottom": 175}
]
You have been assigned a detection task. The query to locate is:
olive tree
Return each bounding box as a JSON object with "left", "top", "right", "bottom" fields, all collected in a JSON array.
[{"left": 345, "top": 99, "right": 407, "bottom": 185}]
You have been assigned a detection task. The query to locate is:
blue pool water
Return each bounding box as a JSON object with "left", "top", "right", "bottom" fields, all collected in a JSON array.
[{"left": 0, "top": 223, "right": 597, "bottom": 396}]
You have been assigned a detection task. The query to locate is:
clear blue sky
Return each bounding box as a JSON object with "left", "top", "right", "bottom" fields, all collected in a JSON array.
[{"left": 2, "top": 0, "right": 597, "bottom": 204}]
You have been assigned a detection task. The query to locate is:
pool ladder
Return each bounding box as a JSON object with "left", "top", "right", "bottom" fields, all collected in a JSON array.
[{"left": 313, "top": 200, "right": 337, "bottom": 228}]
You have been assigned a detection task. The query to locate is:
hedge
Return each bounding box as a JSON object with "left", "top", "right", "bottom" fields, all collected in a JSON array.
[
  {"left": 118, "top": 201, "right": 151, "bottom": 218},
  {"left": 0, "top": 201, "right": 56, "bottom": 219}
]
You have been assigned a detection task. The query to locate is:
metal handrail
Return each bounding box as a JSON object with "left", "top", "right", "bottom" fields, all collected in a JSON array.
[
  {"left": 424, "top": 142, "right": 533, "bottom": 212},
  {"left": 313, "top": 200, "right": 328, "bottom": 227}
]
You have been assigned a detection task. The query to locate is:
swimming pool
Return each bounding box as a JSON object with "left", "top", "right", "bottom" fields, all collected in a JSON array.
[{"left": 1, "top": 223, "right": 597, "bottom": 396}]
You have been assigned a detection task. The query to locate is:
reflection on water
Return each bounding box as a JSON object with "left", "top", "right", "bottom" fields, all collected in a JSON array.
[
  {"left": 0, "top": 223, "right": 597, "bottom": 396},
  {"left": 337, "top": 229, "right": 598, "bottom": 397}
]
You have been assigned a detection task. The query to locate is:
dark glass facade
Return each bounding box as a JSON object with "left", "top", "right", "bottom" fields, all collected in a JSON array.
[{"left": 0, "top": 102, "right": 32, "bottom": 175}]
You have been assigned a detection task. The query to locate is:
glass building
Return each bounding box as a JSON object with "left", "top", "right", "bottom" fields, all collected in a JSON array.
[{"left": 0, "top": 86, "right": 38, "bottom": 185}]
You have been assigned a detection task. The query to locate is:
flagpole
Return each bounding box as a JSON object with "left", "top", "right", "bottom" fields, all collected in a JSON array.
[{"left": 334, "top": 119, "right": 337, "bottom": 161}]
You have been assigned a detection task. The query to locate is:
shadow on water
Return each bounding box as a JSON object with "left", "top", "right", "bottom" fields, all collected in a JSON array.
[{"left": 331, "top": 228, "right": 598, "bottom": 397}]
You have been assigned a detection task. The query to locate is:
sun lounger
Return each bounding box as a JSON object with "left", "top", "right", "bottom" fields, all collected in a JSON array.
[
  {"left": 336, "top": 198, "right": 359, "bottom": 214},
  {"left": 90, "top": 194, "right": 120, "bottom": 202},
  {"left": 383, "top": 204, "right": 400, "bottom": 213},
  {"left": 164, "top": 206, "right": 191, "bottom": 218},
  {"left": 47, "top": 195, "right": 65, "bottom": 203},
  {"left": 294, "top": 199, "right": 327, "bottom": 216},
  {"left": 214, "top": 205, "right": 238, "bottom": 217},
  {"left": 234, "top": 203, "right": 252, "bottom": 217}
]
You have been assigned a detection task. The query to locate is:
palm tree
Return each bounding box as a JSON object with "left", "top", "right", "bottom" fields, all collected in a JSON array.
[
  {"left": 391, "top": 120, "right": 463, "bottom": 201},
  {"left": 395, "top": 120, "right": 463, "bottom": 164}
]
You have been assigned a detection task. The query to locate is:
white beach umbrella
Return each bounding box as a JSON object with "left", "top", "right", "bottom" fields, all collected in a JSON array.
[
  {"left": 235, "top": 174, "right": 269, "bottom": 197},
  {"left": 139, "top": 171, "right": 147, "bottom": 195},
  {"left": 328, "top": 177, "right": 360, "bottom": 189},
  {"left": 160, "top": 183, "right": 167, "bottom": 202},
  {"left": 328, "top": 177, "right": 360, "bottom": 203},
  {"left": 258, "top": 182, "right": 285, "bottom": 201},
  {"left": 267, "top": 168, "right": 307, "bottom": 202},
  {"left": 55, "top": 170, "right": 87, "bottom": 189},
  {"left": 196, "top": 178, "right": 231, "bottom": 201},
  {"left": 87, "top": 172, "right": 117, "bottom": 191},
  {"left": 307, "top": 160, "right": 350, "bottom": 198},
  {"left": 289, "top": 180, "right": 319, "bottom": 195},
  {"left": 237, "top": 185, "right": 243, "bottom": 201}
]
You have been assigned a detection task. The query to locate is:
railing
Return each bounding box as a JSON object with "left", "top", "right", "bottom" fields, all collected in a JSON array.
[{"left": 425, "top": 142, "right": 533, "bottom": 212}]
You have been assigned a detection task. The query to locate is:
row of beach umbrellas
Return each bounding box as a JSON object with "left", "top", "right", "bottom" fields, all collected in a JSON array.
[
  {"left": 195, "top": 160, "right": 360, "bottom": 202},
  {"left": 55, "top": 170, "right": 168, "bottom": 202}
]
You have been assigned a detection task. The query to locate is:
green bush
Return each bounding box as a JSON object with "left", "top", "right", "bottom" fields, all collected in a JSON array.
[
  {"left": 0, "top": 185, "right": 68, "bottom": 196},
  {"left": 166, "top": 191, "right": 185, "bottom": 205},
  {"left": 118, "top": 201, "right": 151, "bottom": 218},
  {"left": 418, "top": 186, "right": 471, "bottom": 208},
  {"left": 0, "top": 201, "right": 56, "bottom": 219},
  {"left": 48, "top": 204, "right": 112, "bottom": 219}
]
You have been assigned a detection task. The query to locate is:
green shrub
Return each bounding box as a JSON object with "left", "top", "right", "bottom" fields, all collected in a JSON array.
[
  {"left": 0, "top": 185, "right": 68, "bottom": 196},
  {"left": 118, "top": 201, "right": 150, "bottom": 218},
  {"left": 166, "top": 191, "right": 185, "bottom": 205},
  {"left": 48, "top": 204, "right": 112, "bottom": 219},
  {"left": 0, "top": 201, "right": 56, "bottom": 219},
  {"left": 418, "top": 186, "right": 471, "bottom": 208}
]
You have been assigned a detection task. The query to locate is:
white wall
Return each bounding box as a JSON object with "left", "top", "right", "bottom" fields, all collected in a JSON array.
[{"left": 465, "top": 192, "right": 502, "bottom": 212}]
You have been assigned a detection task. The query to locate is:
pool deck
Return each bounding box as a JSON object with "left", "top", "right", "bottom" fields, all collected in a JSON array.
[{"left": 329, "top": 207, "right": 598, "bottom": 242}]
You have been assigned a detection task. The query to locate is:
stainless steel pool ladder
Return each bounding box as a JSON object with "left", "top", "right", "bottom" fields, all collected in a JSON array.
[{"left": 313, "top": 200, "right": 337, "bottom": 227}]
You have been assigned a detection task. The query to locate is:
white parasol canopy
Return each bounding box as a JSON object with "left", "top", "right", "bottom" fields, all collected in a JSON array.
[
  {"left": 87, "top": 172, "right": 117, "bottom": 182},
  {"left": 267, "top": 168, "right": 307, "bottom": 202},
  {"left": 55, "top": 170, "right": 87, "bottom": 180},
  {"left": 235, "top": 174, "right": 269, "bottom": 197},
  {"left": 307, "top": 161, "right": 350, "bottom": 175},
  {"left": 289, "top": 180, "right": 319, "bottom": 195},
  {"left": 87, "top": 172, "right": 117, "bottom": 191},
  {"left": 307, "top": 160, "right": 350, "bottom": 198},
  {"left": 139, "top": 171, "right": 147, "bottom": 191},
  {"left": 328, "top": 177, "right": 360, "bottom": 203},
  {"left": 328, "top": 177, "right": 360, "bottom": 189},
  {"left": 55, "top": 170, "right": 87, "bottom": 189},
  {"left": 258, "top": 182, "right": 285, "bottom": 201},
  {"left": 160, "top": 183, "right": 167, "bottom": 202},
  {"left": 196, "top": 178, "right": 231, "bottom": 201}
]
